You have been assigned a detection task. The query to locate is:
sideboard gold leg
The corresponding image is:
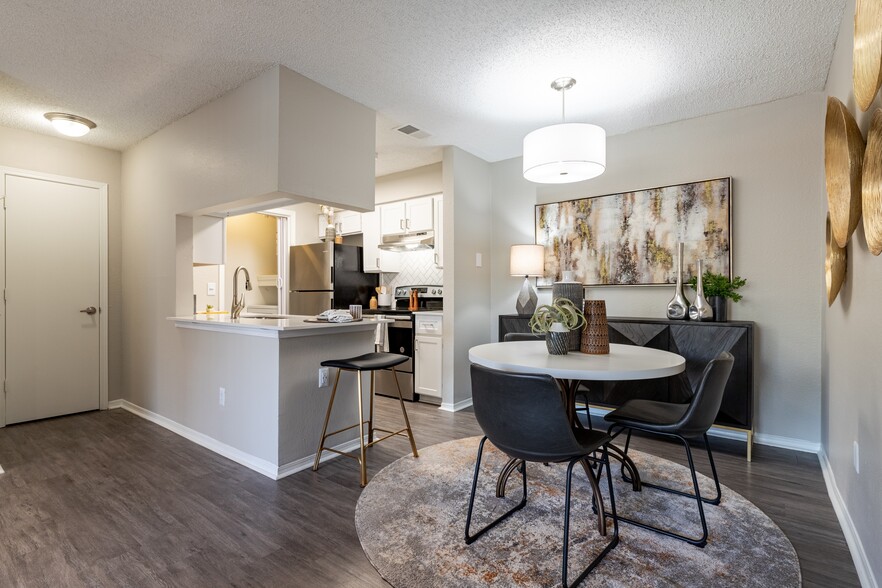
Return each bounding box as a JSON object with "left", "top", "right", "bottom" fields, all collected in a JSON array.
[{"left": 747, "top": 429, "right": 753, "bottom": 462}]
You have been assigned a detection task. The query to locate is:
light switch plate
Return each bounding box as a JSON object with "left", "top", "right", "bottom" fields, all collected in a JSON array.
[
  {"left": 475, "top": 253, "right": 482, "bottom": 267},
  {"left": 207, "top": 282, "right": 217, "bottom": 296}
]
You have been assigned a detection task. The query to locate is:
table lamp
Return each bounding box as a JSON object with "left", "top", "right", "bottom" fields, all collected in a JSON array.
[{"left": 510, "top": 244, "right": 545, "bottom": 315}]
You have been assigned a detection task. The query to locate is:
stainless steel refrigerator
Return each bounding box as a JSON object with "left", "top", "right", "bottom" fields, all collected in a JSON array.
[{"left": 288, "top": 243, "right": 379, "bottom": 315}]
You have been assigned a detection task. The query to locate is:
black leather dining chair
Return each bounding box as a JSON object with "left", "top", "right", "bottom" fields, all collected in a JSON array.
[
  {"left": 466, "top": 364, "right": 618, "bottom": 587},
  {"left": 502, "top": 332, "right": 593, "bottom": 430},
  {"left": 603, "top": 351, "right": 734, "bottom": 547}
]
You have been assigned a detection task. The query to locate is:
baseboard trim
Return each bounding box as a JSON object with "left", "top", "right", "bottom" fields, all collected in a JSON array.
[
  {"left": 110, "top": 400, "right": 365, "bottom": 481},
  {"left": 819, "top": 450, "right": 878, "bottom": 588},
  {"left": 439, "top": 398, "right": 473, "bottom": 413},
  {"left": 583, "top": 406, "right": 820, "bottom": 453},
  {"left": 276, "top": 437, "right": 365, "bottom": 480}
]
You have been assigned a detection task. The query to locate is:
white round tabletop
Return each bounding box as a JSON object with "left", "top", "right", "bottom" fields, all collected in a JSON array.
[{"left": 469, "top": 341, "right": 685, "bottom": 381}]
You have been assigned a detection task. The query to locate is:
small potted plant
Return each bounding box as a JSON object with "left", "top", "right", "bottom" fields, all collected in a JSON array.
[
  {"left": 687, "top": 271, "right": 746, "bottom": 322},
  {"left": 529, "top": 297, "right": 586, "bottom": 355}
]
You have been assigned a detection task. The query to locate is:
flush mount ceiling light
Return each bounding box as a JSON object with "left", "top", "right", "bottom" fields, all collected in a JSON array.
[
  {"left": 43, "top": 112, "right": 97, "bottom": 137},
  {"left": 523, "top": 78, "right": 606, "bottom": 184}
]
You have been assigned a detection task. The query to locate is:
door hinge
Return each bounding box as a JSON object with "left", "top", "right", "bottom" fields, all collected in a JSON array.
[
  {"left": 1, "top": 196, "right": 5, "bottom": 209},
  {"left": 3, "top": 381, "right": 6, "bottom": 395}
]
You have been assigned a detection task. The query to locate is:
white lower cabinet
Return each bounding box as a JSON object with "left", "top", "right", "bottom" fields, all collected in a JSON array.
[{"left": 415, "top": 314, "right": 443, "bottom": 401}]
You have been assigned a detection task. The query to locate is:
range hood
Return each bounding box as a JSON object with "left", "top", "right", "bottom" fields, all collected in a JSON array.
[{"left": 378, "top": 230, "right": 435, "bottom": 252}]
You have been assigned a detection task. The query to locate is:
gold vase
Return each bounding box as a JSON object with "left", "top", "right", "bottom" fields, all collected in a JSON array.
[{"left": 580, "top": 300, "right": 610, "bottom": 355}]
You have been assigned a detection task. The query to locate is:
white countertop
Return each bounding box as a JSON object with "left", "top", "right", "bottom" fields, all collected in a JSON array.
[
  {"left": 169, "top": 314, "right": 390, "bottom": 338},
  {"left": 413, "top": 310, "right": 443, "bottom": 316}
]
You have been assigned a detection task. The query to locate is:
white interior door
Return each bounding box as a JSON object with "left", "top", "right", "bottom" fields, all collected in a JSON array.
[{"left": 4, "top": 172, "right": 103, "bottom": 424}]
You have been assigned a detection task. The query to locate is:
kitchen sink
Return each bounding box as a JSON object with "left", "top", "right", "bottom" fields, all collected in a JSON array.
[{"left": 241, "top": 314, "right": 289, "bottom": 320}]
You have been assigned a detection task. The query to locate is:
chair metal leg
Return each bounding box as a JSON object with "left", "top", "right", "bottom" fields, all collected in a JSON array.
[
  {"left": 606, "top": 428, "right": 714, "bottom": 547},
  {"left": 564, "top": 448, "right": 619, "bottom": 588},
  {"left": 312, "top": 369, "right": 342, "bottom": 471},
  {"left": 465, "top": 437, "right": 527, "bottom": 544},
  {"left": 368, "top": 370, "right": 375, "bottom": 444},
  {"left": 390, "top": 366, "right": 419, "bottom": 458},
  {"left": 605, "top": 425, "right": 641, "bottom": 491},
  {"left": 356, "top": 370, "right": 368, "bottom": 487}
]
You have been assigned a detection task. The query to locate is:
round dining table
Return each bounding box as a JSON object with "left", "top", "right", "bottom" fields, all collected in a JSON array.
[
  {"left": 468, "top": 341, "right": 686, "bottom": 382},
  {"left": 469, "top": 341, "right": 686, "bottom": 497}
]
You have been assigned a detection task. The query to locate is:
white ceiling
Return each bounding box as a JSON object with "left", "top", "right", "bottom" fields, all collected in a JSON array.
[{"left": 0, "top": 1, "right": 845, "bottom": 177}]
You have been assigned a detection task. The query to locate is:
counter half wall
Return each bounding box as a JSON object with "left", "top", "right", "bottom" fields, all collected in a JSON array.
[{"left": 158, "top": 315, "right": 380, "bottom": 479}]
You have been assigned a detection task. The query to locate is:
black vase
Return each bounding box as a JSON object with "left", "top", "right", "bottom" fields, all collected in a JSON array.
[{"left": 710, "top": 296, "right": 727, "bottom": 322}]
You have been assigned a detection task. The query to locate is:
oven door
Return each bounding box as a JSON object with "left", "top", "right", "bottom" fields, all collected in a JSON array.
[{"left": 376, "top": 317, "right": 415, "bottom": 400}]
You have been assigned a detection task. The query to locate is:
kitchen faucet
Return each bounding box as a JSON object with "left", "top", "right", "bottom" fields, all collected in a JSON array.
[{"left": 231, "top": 266, "right": 252, "bottom": 319}]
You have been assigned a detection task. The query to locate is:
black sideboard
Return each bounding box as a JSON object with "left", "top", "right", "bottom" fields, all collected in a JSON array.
[{"left": 498, "top": 314, "right": 755, "bottom": 458}]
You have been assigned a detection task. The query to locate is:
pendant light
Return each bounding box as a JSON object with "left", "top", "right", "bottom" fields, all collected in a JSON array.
[
  {"left": 44, "top": 112, "right": 97, "bottom": 137},
  {"left": 522, "top": 78, "right": 606, "bottom": 184}
]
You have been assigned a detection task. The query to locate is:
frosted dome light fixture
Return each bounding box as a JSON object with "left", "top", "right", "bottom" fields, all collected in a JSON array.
[
  {"left": 523, "top": 78, "right": 606, "bottom": 184},
  {"left": 44, "top": 112, "right": 96, "bottom": 137}
]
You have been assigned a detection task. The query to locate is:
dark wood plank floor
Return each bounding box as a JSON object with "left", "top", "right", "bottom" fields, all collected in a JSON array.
[{"left": 0, "top": 400, "right": 859, "bottom": 587}]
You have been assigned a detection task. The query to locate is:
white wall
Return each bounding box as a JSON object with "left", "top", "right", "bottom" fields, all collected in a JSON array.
[
  {"left": 823, "top": 2, "right": 882, "bottom": 584},
  {"left": 489, "top": 94, "right": 825, "bottom": 445},
  {"left": 0, "top": 125, "right": 123, "bottom": 401},
  {"left": 444, "top": 147, "right": 492, "bottom": 408},
  {"left": 375, "top": 162, "right": 442, "bottom": 204},
  {"left": 121, "top": 66, "right": 375, "bottom": 433}
]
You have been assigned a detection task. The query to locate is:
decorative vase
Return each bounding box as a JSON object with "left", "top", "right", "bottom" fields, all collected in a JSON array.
[
  {"left": 666, "top": 242, "right": 690, "bottom": 320},
  {"left": 552, "top": 276, "right": 584, "bottom": 351},
  {"left": 710, "top": 296, "right": 727, "bottom": 322},
  {"left": 545, "top": 325, "right": 569, "bottom": 355},
  {"left": 581, "top": 300, "right": 610, "bottom": 355},
  {"left": 688, "top": 260, "right": 713, "bottom": 321}
]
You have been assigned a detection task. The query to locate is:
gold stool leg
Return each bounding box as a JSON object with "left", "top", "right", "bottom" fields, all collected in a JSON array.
[
  {"left": 391, "top": 366, "right": 419, "bottom": 458},
  {"left": 368, "top": 370, "right": 375, "bottom": 444},
  {"left": 356, "top": 370, "right": 368, "bottom": 487},
  {"left": 313, "top": 369, "right": 342, "bottom": 471}
]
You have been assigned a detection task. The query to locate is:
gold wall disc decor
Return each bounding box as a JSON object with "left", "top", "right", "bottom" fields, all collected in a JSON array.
[
  {"left": 826, "top": 214, "right": 847, "bottom": 306},
  {"left": 855, "top": 0, "right": 882, "bottom": 111},
  {"left": 862, "top": 108, "right": 882, "bottom": 255},
  {"left": 825, "top": 96, "right": 865, "bottom": 248}
]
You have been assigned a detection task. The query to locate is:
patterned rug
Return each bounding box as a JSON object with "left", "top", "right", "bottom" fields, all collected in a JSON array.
[{"left": 355, "top": 436, "right": 801, "bottom": 587}]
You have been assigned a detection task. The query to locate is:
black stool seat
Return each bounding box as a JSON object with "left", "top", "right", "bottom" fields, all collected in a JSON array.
[
  {"left": 321, "top": 352, "right": 408, "bottom": 371},
  {"left": 605, "top": 399, "right": 689, "bottom": 434}
]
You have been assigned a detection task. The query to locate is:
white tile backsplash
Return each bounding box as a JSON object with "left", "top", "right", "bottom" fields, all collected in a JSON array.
[{"left": 382, "top": 249, "right": 443, "bottom": 289}]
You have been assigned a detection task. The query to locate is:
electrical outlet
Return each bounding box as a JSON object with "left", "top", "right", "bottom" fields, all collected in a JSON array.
[
  {"left": 207, "top": 282, "right": 217, "bottom": 296},
  {"left": 318, "top": 367, "right": 330, "bottom": 388},
  {"left": 219, "top": 387, "right": 225, "bottom": 407},
  {"left": 854, "top": 441, "right": 860, "bottom": 474}
]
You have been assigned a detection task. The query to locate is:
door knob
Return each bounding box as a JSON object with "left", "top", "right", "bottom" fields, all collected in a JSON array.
[{"left": 80, "top": 306, "right": 97, "bottom": 315}]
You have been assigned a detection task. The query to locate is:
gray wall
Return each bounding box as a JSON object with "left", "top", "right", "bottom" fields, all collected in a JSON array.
[
  {"left": 0, "top": 125, "right": 123, "bottom": 402},
  {"left": 488, "top": 94, "right": 825, "bottom": 446},
  {"left": 823, "top": 1, "right": 882, "bottom": 582},
  {"left": 443, "top": 146, "right": 492, "bottom": 408}
]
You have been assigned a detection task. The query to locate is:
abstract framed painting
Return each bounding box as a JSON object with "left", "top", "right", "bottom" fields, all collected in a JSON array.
[{"left": 535, "top": 177, "right": 732, "bottom": 286}]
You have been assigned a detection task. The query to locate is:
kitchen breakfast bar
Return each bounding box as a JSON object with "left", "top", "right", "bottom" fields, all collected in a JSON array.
[{"left": 168, "top": 315, "right": 387, "bottom": 479}]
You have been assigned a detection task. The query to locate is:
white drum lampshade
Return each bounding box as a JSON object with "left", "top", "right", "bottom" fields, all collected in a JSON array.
[
  {"left": 523, "top": 123, "right": 606, "bottom": 184},
  {"left": 510, "top": 244, "right": 545, "bottom": 315}
]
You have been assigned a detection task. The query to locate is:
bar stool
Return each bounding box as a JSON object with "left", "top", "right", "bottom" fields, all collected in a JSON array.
[{"left": 312, "top": 352, "right": 419, "bottom": 486}]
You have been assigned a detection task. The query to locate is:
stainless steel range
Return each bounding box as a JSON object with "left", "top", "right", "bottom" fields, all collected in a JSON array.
[{"left": 363, "top": 285, "right": 443, "bottom": 401}]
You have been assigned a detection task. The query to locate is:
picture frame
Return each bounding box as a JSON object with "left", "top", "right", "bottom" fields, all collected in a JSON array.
[{"left": 535, "top": 177, "right": 732, "bottom": 287}]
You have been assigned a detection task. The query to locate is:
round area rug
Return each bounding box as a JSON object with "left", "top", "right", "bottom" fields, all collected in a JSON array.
[{"left": 355, "top": 436, "right": 801, "bottom": 588}]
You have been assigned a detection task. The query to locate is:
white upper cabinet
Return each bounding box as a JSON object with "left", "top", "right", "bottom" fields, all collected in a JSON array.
[
  {"left": 317, "top": 209, "right": 363, "bottom": 239},
  {"left": 336, "top": 210, "right": 362, "bottom": 235},
  {"left": 362, "top": 210, "right": 401, "bottom": 273},
  {"left": 380, "top": 196, "right": 434, "bottom": 236}
]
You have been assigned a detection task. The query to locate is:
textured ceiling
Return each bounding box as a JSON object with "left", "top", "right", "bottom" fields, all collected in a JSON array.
[{"left": 0, "top": 1, "right": 845, "bottom": 176}]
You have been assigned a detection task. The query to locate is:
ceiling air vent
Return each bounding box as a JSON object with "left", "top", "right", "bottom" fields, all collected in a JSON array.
[{"left": 395, "top": 124, "right": 431, "bottom": 139}]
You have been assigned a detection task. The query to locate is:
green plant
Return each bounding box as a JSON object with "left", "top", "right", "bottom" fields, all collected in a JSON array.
[
  {"left": 529, "top": 297, "right": 586, "bottom": 334},
  {"left": 687, "top": 271, "right": 747, "bottom": 302}
]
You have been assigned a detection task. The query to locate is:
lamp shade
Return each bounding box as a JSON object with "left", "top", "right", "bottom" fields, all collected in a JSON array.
[
  {"left": 523, "top": 123, "right": 606, "bottom": 184},
  {"left": 510, "top": 244, "right": 545, "bottom": 276}
]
